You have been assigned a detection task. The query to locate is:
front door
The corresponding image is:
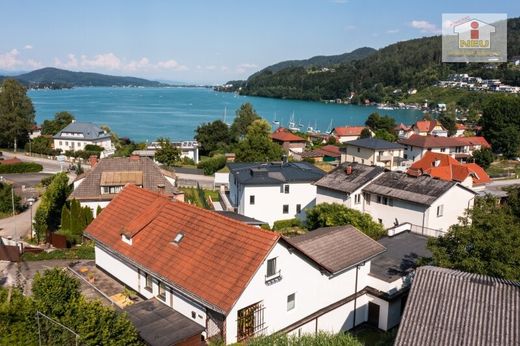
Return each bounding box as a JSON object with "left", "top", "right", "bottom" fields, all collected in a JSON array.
[{"left": 368, "top": 302, "right": 380, "bottom": 328}]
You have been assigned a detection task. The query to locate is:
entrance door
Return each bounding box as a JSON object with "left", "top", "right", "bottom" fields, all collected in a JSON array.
[{"left": 368, "top": 302, "right": 380, "bottom": 328}]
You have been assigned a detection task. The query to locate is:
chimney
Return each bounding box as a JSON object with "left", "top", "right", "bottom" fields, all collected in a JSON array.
[
  {"left": 345, "top": 165, "right": 353, "bottom": 175},
  {"left": 157, "top": 183, "right": 165, "bottom": 195},
  {"left": 88, "top": 155, "right": 98, "bottom": 167}
]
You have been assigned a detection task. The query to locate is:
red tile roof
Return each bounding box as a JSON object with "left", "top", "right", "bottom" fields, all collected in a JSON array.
[
  {"left": 414, "top": 120, "right": 443, "bottom": 133},
  {"left": 408, "top": 152, "right": 491, "bottom": 186},
  {"left": 85, "top": 185, "right": 280, "bottom": 314},
  {"left": 270, "top": 130, "right": 306, "bottom": 142},
  {"left": 300, "top": 145, "right": 341, "bottom": 159},
  {"left": 332, "top": 126, "right": 366, "bottom": 137},
  {"left": 399, "top": 134, "right": 489, "bottom": 149}
]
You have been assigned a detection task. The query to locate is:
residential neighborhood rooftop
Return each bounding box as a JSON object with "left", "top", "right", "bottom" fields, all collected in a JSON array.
[
  {"left": 370, "top": 231, "right": 431, "bottom": 282},
  {"left": 70, "top": 156, "right": 180, "bottom": 201},
  {"left": 332, "top": 126, "right": 366, "bottom": 136},
  {"left": 228, "top": 162, "right": 325, "bottom": 185},
  {"left": 314, "top": 162, "right": 385, "bottom": 194},
  {"left": 214, "top": 211, "right": 268, "bottom": 226},
  {"left": 283, "top": 226, "right": 386, "bottom": 274},
  {"left": 395, "top": 266, "right": 520, "bottom": 346},
  {"left": 53, "top": 121, "right": 111, "bottom": 140},
  {"left": 84, "top": 184, "right": 280, "bottom": 314},
  {"left": 270, "top": 129, "right": 307, "bottom": 142},
  {"left": 399, "top": 134, "right": 490, "bottom": 149},
  {"left": 344, "top": 137, "right": 404, "bottom": 150},
  {"left": 363, "top": 171, "right": 473, "bottom": 206}
]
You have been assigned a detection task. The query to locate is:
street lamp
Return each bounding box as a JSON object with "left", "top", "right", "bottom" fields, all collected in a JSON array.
[{"left": 27, "top": 197, "right": 35, "bottom": 241}]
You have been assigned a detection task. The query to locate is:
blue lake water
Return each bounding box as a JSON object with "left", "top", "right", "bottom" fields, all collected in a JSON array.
[{"left": 28, "top": 87, "right": 423, "bottom": 142}]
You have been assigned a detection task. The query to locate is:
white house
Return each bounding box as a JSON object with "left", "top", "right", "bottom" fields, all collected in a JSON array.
[
  {"left": 138, "top": 141, "right": 200, "bottom": 164},
  {"left": 70, "top": 156, "right": 182, "bottom": 217},
  {"left": 330, "top": 126, "right": 369, "bottom": 143},
  {"left": 411, "top": 120, "right": 447, "bottom": 137},
  {"left": 85, "top": 185, "right": 424, "bottom": 344},
  {"left": 341, "top": 138, "right": 405, "bottom": 170},
  {"left": 53, "top": 121, "right": 112, "bottom": 153},
  {"left": 316, "top": 163, "right": 477, "bottom": 235},
  {"left": 399, "top": 134, "right": 491, "bottom": 162},
  {"left": 226, "top": 162, "right": 325, "bottom": 227},
  {"left": 315, "top": 163, "right": 385, "bottom": 212}
]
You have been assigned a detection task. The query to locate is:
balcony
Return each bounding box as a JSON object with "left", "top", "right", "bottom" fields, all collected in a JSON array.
[
  {"left": 264, "top": 270, "right": 282, "bottom": 285},
  {"left": 377, "top": 155, "right": 393, "bottom": 162}
]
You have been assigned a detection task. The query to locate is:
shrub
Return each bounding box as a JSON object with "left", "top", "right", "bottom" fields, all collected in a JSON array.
[
  {"left": 197, "top": 155, "right": 227, "bottom": 175},
  {"left": 272, "top": 218, "right": 302, "bottom": 231},
  {"left": 0, "top": 162, "right": 43, "bottom": 173}
]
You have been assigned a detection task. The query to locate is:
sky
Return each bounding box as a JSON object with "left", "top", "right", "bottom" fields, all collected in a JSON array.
[{"left": 0, "top": 0, "right": 519, "bottom": 84}]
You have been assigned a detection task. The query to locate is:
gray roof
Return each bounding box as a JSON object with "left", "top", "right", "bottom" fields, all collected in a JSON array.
[
  {"left": 283, "top": 226, "right": 386, "bottom": 274},
  {"left": 228, "top": 162, "right": 325, "bottom": 185},
  {"left": 53, "top": 122, "right": 111, "bottom": 140},
  {"left": 315, "top": 162, "right": 384, "bottom": 194},
  {"left": 363, "top": 171, "right": 471, "bottom": 206},
  {"left": 70, "top": 157, "right": 180, "bottom": 201},
  {"left": 125, "top": 298, "right": 204, "bottom": 346},
  {"left": 345, "top": 137, "right": 404, "bottom": 150},
  {"left": 395, "top": 266, "right": 520, "bottom": 346},
  {"left": 370, "top": 231, "right": 431, "bottom": 282},
  {"left": 215, "top": 211, "right": 267, "bottom": 226}
]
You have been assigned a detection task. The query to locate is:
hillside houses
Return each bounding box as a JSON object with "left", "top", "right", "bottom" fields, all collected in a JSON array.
[
  {"left": 84, "top": 185, "right": 431, "bottom": 344},
  {"left": 341, "top": 138, "right": 405, "bottom": 170}
]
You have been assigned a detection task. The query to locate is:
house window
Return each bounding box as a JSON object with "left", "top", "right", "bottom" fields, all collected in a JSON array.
[
  {"left": 283, "top": 205, "right": 289, "bottom": 214},
  {"left": 404, "top": 154, "right": 408, "bottom": 159},
  {"left": 378, "top": 218, "right": 383, "bottom": 224},
  {"left": 437, "top": 204, "right": 444, "bottom": 217},
  {"left": 440, "top": 147, "right": 446, "bottom": 153},
  {"left": 250, "top": 195, "right": 255, "bottom": 205},
  {"left": 376, "top": 195, "right": 382, "bottom": 204},
  {"left": 65, "top": 141, "right": 69, "bottom": 146},
  {"left": 365, "top": 193, "right": 371, "bottom": 205},
  {"left": 267, "top": 258, "right": 277, "bottom": 277},
  {"left": 379, "top": 151, "right": 384, "bottom": 156},
  {"left": 144, "top": 273, "right": 152, "bottom": 292},
  {"left": 382, "top": 197, "right": 388, "bottom": 205},
  {"left": 237, "top": 302, "right": 265, "bottom": 341},
  {"left": 158, "top": 281, "right": 166, "bottom": 300},
  {"left": 59, "top": 141, "right": 62, "bottom": 146},
  {"left": 296, "top": 204, "right": 301, "bottom": 214},
  {"left": 354, "top": 194, "right": 361, "bottom": 205},
  {"left": 284, "top": 184, "right": 290, "bottom": 194},
  {"left": 287, "top": 293, "right": 296, "bottom": 311},
  {"left": 357, "top": 147, "right": 360, "bottom": 153}
]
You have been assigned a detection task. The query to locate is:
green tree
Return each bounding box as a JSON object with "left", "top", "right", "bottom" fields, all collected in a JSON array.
[
  {"left": 373, "top": 129, "right": 397, "bottom": 142},
  {"left": 230, "top": 102, "right": 261, "bottom": 140},
  {"left": 25, "top": 136, "right": 59, "bottom": 156},
  {"left": 197, "top": 155, "right": 227, "bottom": 175},
  {"left": 41, "top": 111, "right": 75, "bottom": 135},
  {"left": 427, "top": 195, "right": 520, "bottom": 281},
  {"left": 360, "top": 128, "right": 372, "bottom": 139},
  {"left": 32, "top": 268, "right": 81, "bottom": 318},
  {"left": 437, "top": 113, "right": 457, "bottom": 137},
  {"left": 0, "top": 182, "right": 21, "bottom": 215},
  {"left": 154, "top": 138, "right": 180, "bottom": 166},
  {"left": 365, "top": 112, "right": 396, "bottom": 132},
  {"left": 195, "top": 120, "right": 231, "bottom": 155},
  {"left": 235, "top": 119, "right": 283, "bottom": 162},
  {"left": 305, "top": 203, "right": 386, "bottom": 239},
  {"left": 0, "top": 79, "right": 35, "bottom": 151},
  {"left": 471, "top": 148, "right": 494, "bottom": 169}
]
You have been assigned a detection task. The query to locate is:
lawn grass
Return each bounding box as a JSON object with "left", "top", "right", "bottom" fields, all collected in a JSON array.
[
  {"left": 486, "top": 160, "right": 520, "bottom": 178},
  {"left": 181, "top": 186, "right": 219, "bottom": 209},
  {"left": 351, "top": 325, "right": 397, "bottom": 346}
]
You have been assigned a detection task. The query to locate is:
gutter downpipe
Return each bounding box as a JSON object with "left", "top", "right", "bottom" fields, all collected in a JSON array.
[{"left": 352, "top": 262, "right": 365, "bottom": 329}]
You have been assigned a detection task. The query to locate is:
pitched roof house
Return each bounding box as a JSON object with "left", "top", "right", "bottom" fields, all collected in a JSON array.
[
  {"left": 412, "top": 120, "right": 447, "bottom": 137},
  {"left": 342, "top": 138, "right": 405, "bottom": 170},
  {"left": 270, "top": 128, "right": 307, "bottom": 154},
  {"left": 71, "top": 156, "right": 182, "bottom": 216},
  {"left": 292, "top": 145, "right": 341, "bottom": 162},
  {"left": 395, "top": 266, "right": 520, "bottom": 346},
  {"left": 399, "top": 134, "right": 490, "bottom": 162},
  {"left": 85, "top": 185, "right": 417, "bottom": 343},
  {"left": 407, "top": 151, "right": 491, "bottom": 189},
  {"left": 53, "top": 121, "right": 113, "bottom": 153},
  {"left": 330, "top": 126, "right": 369, "bottom": 143}
]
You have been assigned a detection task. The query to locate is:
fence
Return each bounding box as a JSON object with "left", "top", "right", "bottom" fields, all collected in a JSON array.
[{"left": 387, "top": 222, "right": 446, "bottom": 238}]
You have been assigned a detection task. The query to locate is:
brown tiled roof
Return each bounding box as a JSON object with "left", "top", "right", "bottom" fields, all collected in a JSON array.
[
  {"left": 270, "top": 130, "right": 306, "bottom": 142},
  {"left": 399, "top": 134, "right": 490, "bottom": 149},
  {"left": 70, "top": 157, "right": 179, "bottom": 201},
  {"left": 315, "top": 162, "right": 384, "bottom": 194},
  {"left": 332, "top": 126, "right": 366, "bottom": 137},
  {"left": 414, "top": 120, "right": 443, "bottom": 133},
  {"left": 84, "top": 185, "right": 280, "bottom": 314},
  {"left": 283, "top": 226, "right": 386, "bottom": 274},
  {"left": 395, "top": 266, "right": 520, "bottom": 346}
]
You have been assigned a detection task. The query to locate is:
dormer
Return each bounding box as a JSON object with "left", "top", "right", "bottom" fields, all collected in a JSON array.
[{"left": 100, "top": 171, "right": 143, "bottom": 195}]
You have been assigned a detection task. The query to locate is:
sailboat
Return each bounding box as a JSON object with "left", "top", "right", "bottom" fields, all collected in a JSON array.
[
  {"left": 288, "top": 112, "right": 300, "bottom": 132},
  {"left": 306, "top": 121, "right": 314, "bottom": 134},
  {"left": 325, "top": 119, "right": 334, "bottom": 134},
  {"left": 223, "top": 106, "right": 231, "bottom": 126},
  {"left": 272, "top": 112, "right": 280, "bottom": 126}
]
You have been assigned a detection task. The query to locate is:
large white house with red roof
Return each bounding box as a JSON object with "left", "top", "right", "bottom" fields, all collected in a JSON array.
[
  {"left": 412, "top": 120, "right": 447, "bottom": 137},
  {"left": 330, "top": 126, "right": 371, "bottom": 143},
  {"left": 85, "top": 185, "right": 422, "bottom": 344},
  {"left": 399, "top": 134, "right": 490, "bottom": 162}
]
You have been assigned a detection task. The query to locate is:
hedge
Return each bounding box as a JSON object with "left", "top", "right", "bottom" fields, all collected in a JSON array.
[
  {"left": 197, "top": 155, "right": 226, "bottom": 175},
  {"left": 0, "top": 162, "right": 43, "bottom": 173},
  {"left": 272, "top": 218, "right": 302, "bottom": 231}
]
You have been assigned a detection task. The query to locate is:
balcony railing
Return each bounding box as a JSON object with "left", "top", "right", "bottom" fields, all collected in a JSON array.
[
  {"left": 387, "top": 222, "right": 446, "bottom": 238},
  {"left": 265, "top": 270, "right": 282, "bottom": 285},
  {"left": 237, "top": 303, "right": 266, "bottom": 342}
]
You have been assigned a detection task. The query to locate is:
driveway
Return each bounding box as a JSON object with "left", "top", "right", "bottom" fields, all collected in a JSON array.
[
  {"left": 2, "top": 151, "right": 75, "bottom": 174},
  {"left": 1, "top": 173, "right": 53, "bottom": 188},
  {"left": 0, "top": 198, "right": 41, "bottom": 240}
]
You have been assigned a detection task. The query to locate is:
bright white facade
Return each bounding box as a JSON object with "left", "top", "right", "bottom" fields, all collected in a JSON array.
[{"left": 53, "top": 121, "right": 112, "bottom": 153}]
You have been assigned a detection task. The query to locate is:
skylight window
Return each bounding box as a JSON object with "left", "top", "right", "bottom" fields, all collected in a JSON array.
[{"left": 173, "top": 232, "right": 184, "bottom": 244}]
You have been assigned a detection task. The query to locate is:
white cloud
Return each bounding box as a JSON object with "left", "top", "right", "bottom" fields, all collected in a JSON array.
[
  {"left": 236, "top": 63, "right": 258, "bottom": 74},
  {"left": 54, "top": 54, "right": 79, "bottom": 69},
  {"left": 0, "top": 49, "right": 22, "bottom": 69},
  {"left": 24, "top": 44, "right": 33, "bottom": 50},
  {"left": 157, "top": 59, "right": 188, "bottom": 71},
  {"left": 26, "top": 59, "right": 42, "bottom": 69},
  {"left": 81, "top": 52, "right": 122, "bottom": 70},
  {"left": 126, "top": 57, "right": 150, "bottom": 71},
  {"left": 410, "top": 20, "right": 441, "bottom": 34}
]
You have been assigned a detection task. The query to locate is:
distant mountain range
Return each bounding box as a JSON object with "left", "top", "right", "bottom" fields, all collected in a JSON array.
[
  {"left": 254, "top": 47, "right": 376, "bottom": 75},
  {"left": 0, "top": 67, "right": 167, "bottom": 88}
]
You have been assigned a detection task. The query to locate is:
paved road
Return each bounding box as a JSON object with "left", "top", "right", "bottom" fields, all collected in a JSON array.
[
  {"left": 2, "top": 151, "right": 70, "bottom": 173},
  {"left": 0, "top": 198, "right": 41, "bottom": 240},
  {"left": 0, "top": 173, "right": 53, "bottom": 188}
]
